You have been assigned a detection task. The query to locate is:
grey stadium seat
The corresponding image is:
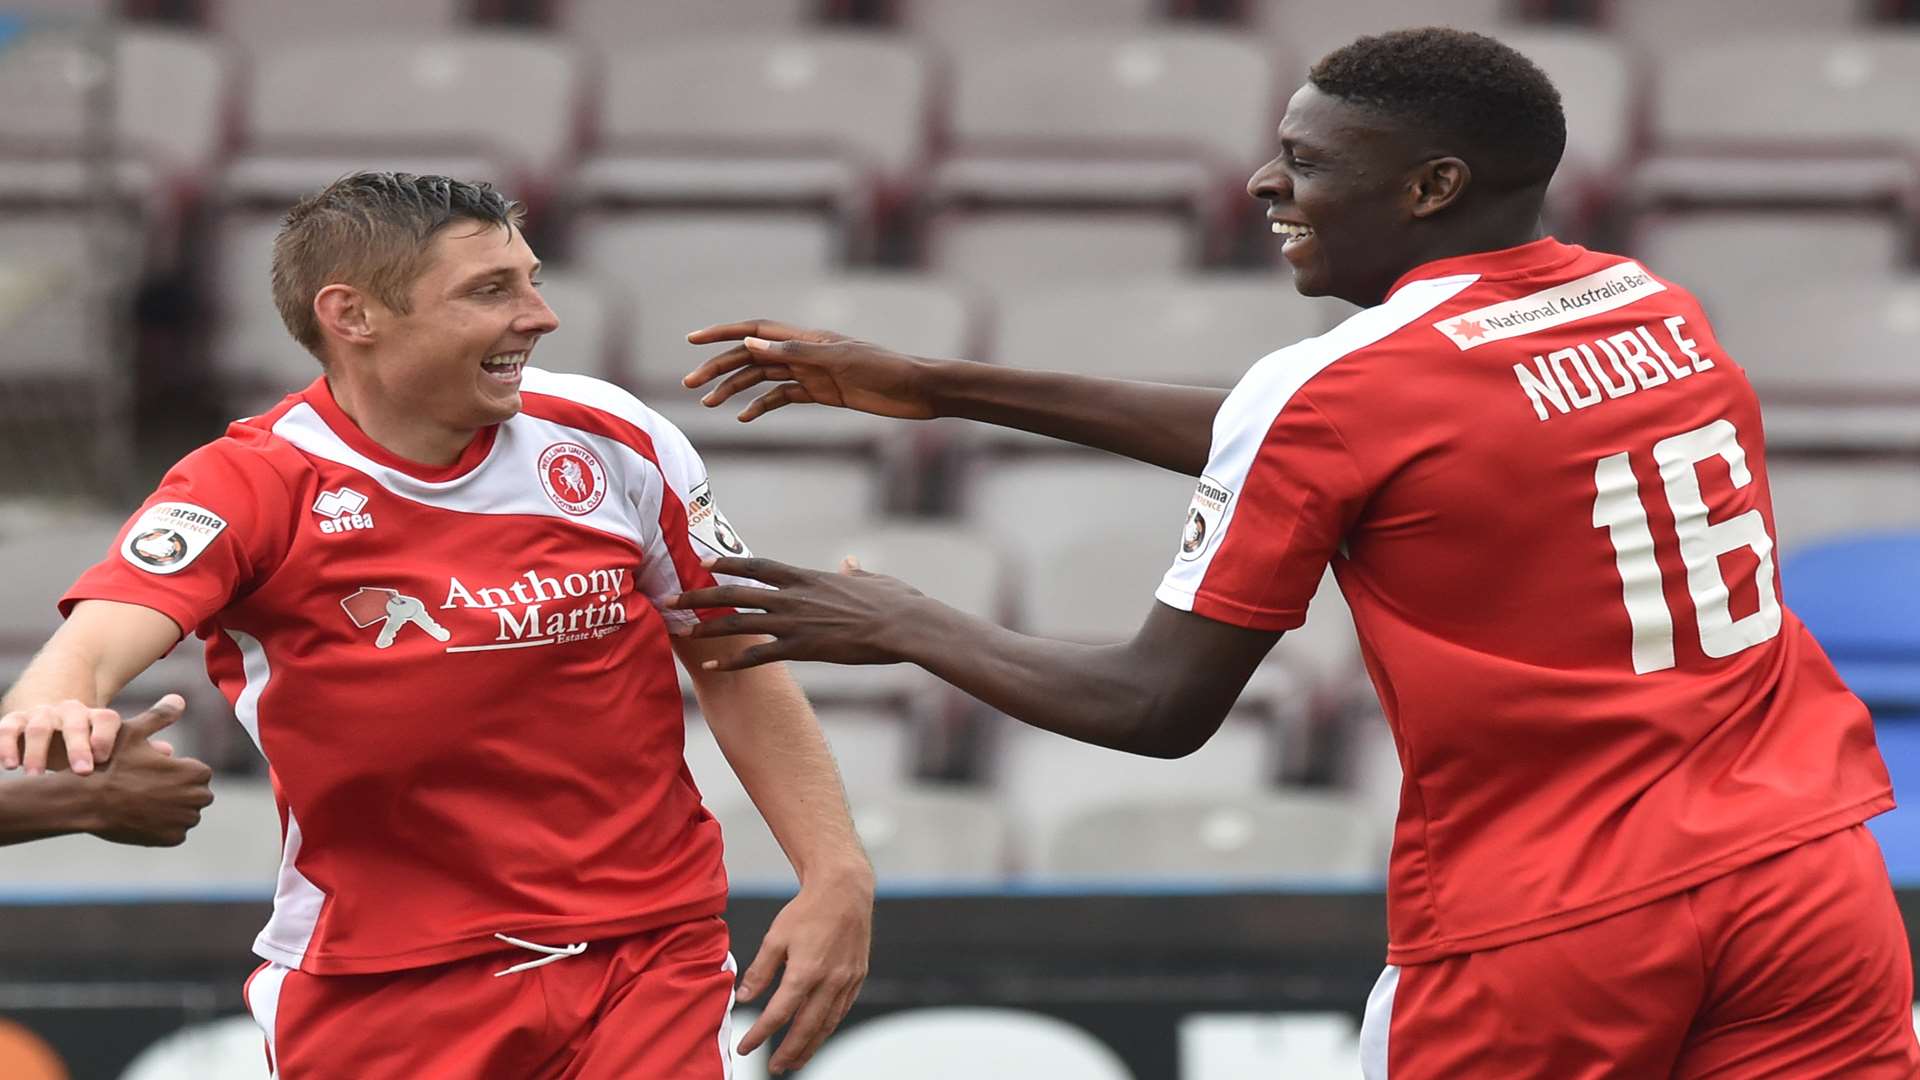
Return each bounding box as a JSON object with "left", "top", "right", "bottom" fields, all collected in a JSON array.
[
  {"left": 213, "top": 0, "right": 469, "bottom": 50},
  {"left": 562, "top": 0, "right": 819, "bottom": 38},
  {"left": 1041, "top": 792, "right": 1380, "bottom": 882},
  {"left": 804, "top": 1009, "right": 1136, "bottom": 1080},
  {"left": 990, "top": 275, "right": 1346, "bottom": 387},
  {"left": 580, "top": 35, "right": 928, "bottom": 221},
  {"left": 1767, "top": 458, "right": 1920, "bottom": 555},
  {"left": 1635, "top": 33, "right": 1920, "bottom": 204},
  {"left": 966, "top": 458, "right": 1197, "bottom": 571},
  {"left": 1608, "top": 0, "right": 1870, "bottom": 62},
  {"left": 228, "top": 35, "right": 581, "bottom": 200},
  {"left": 1253, "top": 0, "right": 1512, "bottom": 64},
  {"left": 1705, "top": 276, "right": 1920, "bottom": 401},
  {"left": 572, "top": 211, "right": 840, "bottom": 298},
  {"left": 521, "top": 269, "right": 617, "bottom": 380},
  {"left": 695, "top": 452, "right": 885, "bottom": 564},
  {"left": 926, "top": 210, "right": 1198, "bottom": 296},
  {"left": 1498, "top": 30, "right": 1634, "bottom": 229},
  {"left": 1629, "top": 211, "right": 1907, "bottom": 302},
  {"left": 992, "top": 715, "right": 1277, "bottom": 871},
  {"left": 897, "top": 0, "right": 1163, "bottom": 47}
]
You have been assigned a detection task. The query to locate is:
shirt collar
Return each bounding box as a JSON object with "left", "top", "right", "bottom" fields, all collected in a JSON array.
[{"left": 1387, "top": 237, "right": 1583, "bottom": 299}]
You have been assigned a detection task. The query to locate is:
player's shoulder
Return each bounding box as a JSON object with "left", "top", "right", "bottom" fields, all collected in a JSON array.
[
  {"left": 172, "top": 400, "right": 319, "bottom": 491},
  {"left": 1234, "top": 272, "right": 1480, "bottom": 405},
  {"left": 515, "top": 368, "right": 693, "bottom": 459}
]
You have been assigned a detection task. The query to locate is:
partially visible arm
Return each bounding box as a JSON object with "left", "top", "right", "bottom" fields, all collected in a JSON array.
[
  {"left": 674, "top": 561, "right": 1283, "bottom": 759},
  {"left": 0, "top": 772, "right": 102, "bottom": 845},
  {"left": 1, "top": 600, "right": 182, "bottom": 773},
  {"left": 675, "top": 635, "right": 871, "bottom": 1074},
  {"left": 684, "top": 321, "right": 1226, "bottom": 476}
]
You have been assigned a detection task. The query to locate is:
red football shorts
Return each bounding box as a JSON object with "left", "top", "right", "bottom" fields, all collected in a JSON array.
[
  {"left": 1361, "top": 825, "right": 1919, "bottom": 1079},
  {"left": 244, "top": 916, "right": 736, "bottom": 1079}
]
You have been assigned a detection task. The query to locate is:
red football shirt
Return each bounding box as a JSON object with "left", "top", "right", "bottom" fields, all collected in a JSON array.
[
  {"left": 1158, "top": 238, "right": 1894, "bottom": 964},
  {"left": 62, "top": 369, "right": 757, "bottom": 974}
]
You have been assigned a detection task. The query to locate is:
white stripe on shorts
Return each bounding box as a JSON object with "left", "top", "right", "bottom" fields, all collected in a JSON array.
[
  {"left": 247, "top": 960, "right": 293, "bottom": 1077},
  {"left": 1360, "top": 964, "right": 1400, "bottom": 1079},
  {"left": 718, "top": 951, "right": 738, "bottom": 1079}
]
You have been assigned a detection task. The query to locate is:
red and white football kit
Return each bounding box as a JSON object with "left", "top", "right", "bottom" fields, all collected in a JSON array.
[
  {"left": 64, "top": 368, "right": 756, "bottom": 1078},
  {"left": 1158, "top": 238, "right": 1918, "bottom": 1078}
]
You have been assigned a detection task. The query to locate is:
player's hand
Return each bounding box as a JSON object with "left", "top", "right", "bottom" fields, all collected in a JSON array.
[
  {"left": 0, "top": 693, "right": 178, "bottom": 776},
  {"left": 683, "top": 319, "right": 939, "bottom": 423},
  {"left": 87, "top": 697, "right": 214, "bottom": 847},
  {"left": 733, "top": 864, "right": 874, "bottom": 1073},
  {"left": 664, "top": 557, "right": 929, "bottom": 670}
]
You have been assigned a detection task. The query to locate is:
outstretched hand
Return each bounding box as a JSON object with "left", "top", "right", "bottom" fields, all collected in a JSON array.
[
  {"left": 665, "top": 556, "right": 930, "bottom": 670},
  {"left": 0, "top": 692, "right": 187, "bottom": 776},
  {"left": 683, "top": 319, "right": 939, "bottom": 423},
  {"left": 90, "top": 697, "right": 214, "bottom": 847}
]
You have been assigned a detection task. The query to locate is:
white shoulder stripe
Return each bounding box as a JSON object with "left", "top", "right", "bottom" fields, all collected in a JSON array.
[{"left": 1157, "top": 275, "right": 1477, "bottom": 612}]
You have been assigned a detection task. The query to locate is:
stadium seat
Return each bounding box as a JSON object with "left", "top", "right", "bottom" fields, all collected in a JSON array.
[
  {"left": 1497, "top": 29, "right": 1634, "bottom": 232},
  {"left": 630, "top": 273, "right": 974, "bottom": 395},
  {"left": 703, "top": 787, "right": 1011, "bottom": 887},
  {"left": 1040, "top": 792, "right": 1380, "bottom": 882},
  {"left": 0, "top": 778, "right": 280, "bottom": 893},
  {"left": 227, "top": 35, "right": 581, "bottom": 202},
  {"left": 212, "top": 0, "right": 470, "bottom": 49},
  {"left": 1703, "top": 276, "right": 1920, "bottom": 403},
  {"left": 1607, "top": 0, "right": 1870, "bottom": 61},
  {"left": 990, "top": 275, "right": 1345, "bottom": 386},
  {"left": 522, "top": 268, "right": 617, "bottom": 379},
  {"left": 1629, "top": 211, "right": 1907, "bottom": 301},
  {"left": 1252, "top": 0, "right": 1513, "bottom": 63},
  {"left": 0, "top": 25, "right": 230, "bottom": 196},
  {"left": 929, "top": 31, "right": 1279, "bottom": 277},
  {"left": 896, "top": 0, "right": 1163, "bottom": 47},
  {"left": 1635, "top": 33, "right": 1920, "bottom": 205},
  {"left": 1867, "top": 716, "right": 1920, "bottom": 884},
  {"left": 965, "top": 456, "right": 1198, "bottom": 568},
  {"left": 1782, "top": 532, "right": 1920, "bottom": 711},
  {"left": 210, "top": 214, "right": 317, "bottom": 406},
  {"left": 925, "top": 210, "right": 1198, "bottom": 295},
  {"left": 561, "top": 0, "right": 822, "bottom": 38},
  {"left": 1767, "top": 460, "right": 1920, "bottom": 554},
  {"left": 803, "top": 1008, "right": 1136, "bottom": 1080},
  {"left": 993, "top": 715, "right": 1277, "bottom": 871},
  {"left": 571, "top": 211, "right": 840, "bottom": 298},
  {"left": 0, "top": 212, "right": 130, "bottom": 380},
  {"left": 696, "top": 452, "right": 887, "bottom": 565},
  {"left": 580, "top": 35, "right": 928, "bottom": 229}
]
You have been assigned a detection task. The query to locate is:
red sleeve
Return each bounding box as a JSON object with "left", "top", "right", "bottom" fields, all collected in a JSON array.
[
  {"left": 60, "top": 432, "right": 300, "bottom": 638},
  {"left": 1157, "top": 391, "right": 1370, "bottom": 632}
]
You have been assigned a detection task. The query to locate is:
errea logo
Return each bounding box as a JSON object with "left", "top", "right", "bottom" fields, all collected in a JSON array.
[{"left": 312, "top": 487, "right": 375, "bottom": 535}]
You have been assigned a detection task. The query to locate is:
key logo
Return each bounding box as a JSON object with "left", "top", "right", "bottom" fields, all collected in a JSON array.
[
  {"left": 341, "top": 587, "right": 451, "bottom": 649},
  {"left": 313, "top": 487, "right": 375, "bottom": 535},
  {"left": 538, "top": 442, "right": 606, "bottom": 516}
]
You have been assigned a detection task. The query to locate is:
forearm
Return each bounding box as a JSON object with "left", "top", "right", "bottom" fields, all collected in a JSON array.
[
  {"left": 689, "top": 656, "right": 871, "bottom": 884},
  {"left": 0, "top": 774, "right": 99, "bottom": 845},
  {"left": 895, "top": 605, "right": 1217, "bottom": 758},
  {"left": 2, "top": 644, "right": 107, "bottom": 713},
  {"left": 920, "top": 359, "right": 1225, "bottom": 476}
]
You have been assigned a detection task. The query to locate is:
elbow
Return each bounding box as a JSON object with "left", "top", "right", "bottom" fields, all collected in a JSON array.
[{"left": 1122, "top": 696, "right": 1226, "bottom": 759}]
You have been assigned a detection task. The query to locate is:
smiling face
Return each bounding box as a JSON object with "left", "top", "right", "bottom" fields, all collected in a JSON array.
[
  {"left": 342, "top": 221, "right": 558, "bottom": 437},
  {"left": 1248, "top": 83, "right": 1440, "bottom": 308}
]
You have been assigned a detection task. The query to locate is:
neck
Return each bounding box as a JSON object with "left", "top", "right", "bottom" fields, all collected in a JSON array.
[
  {"left": 1363, "top": 201, "right": 1547, "bottom": 305},
  {"left": 324, "top": 369, "right": 477, "bottom": 467}
]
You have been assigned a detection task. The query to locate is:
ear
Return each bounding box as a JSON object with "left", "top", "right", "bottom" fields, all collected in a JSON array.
[
  {"left": 1408, "top": 157, "right": 1470, "bottom": 219},
  {"left": 313, "top": 284, "right": 377, "bottom": 348}
]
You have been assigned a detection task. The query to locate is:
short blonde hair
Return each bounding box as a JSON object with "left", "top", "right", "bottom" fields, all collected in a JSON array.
[{"left": 270, "top": 172, "right": 528, "bottom": 360}]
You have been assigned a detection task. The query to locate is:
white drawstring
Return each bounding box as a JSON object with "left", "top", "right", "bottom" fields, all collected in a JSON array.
[{"left": 491, "top": 933, "right": 588, "bottom": 977}]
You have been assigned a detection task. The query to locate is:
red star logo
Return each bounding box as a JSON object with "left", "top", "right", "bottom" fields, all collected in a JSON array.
[{"left": 1448, "top": 318, "right": 1487, "bottom": 341}]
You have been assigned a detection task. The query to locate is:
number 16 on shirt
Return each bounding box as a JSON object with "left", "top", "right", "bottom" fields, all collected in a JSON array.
[{"left": 1593, "top": 417, "right": 1784, "bottom": 675}]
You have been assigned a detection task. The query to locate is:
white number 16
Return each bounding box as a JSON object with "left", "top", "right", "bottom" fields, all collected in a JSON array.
[{"left": 1592, "top": 418, "right": 1782, "bottom": 674}]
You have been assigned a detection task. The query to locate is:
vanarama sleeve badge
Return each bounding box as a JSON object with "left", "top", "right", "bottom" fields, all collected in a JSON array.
[
  {"left": 685, "top": 479, "right": 750, "bottom": 558},
  {"left": 1178, "top": 475, "right": 1234, "bottom": 562},
  {"left": 120, "top": 501, "right": 228, "bottom": 575}
]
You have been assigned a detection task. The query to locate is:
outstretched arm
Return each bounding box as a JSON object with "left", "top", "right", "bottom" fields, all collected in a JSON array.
[
  {"left": 670, "top": 559, "right": 1280, "bottom": 759},
  {"left": 676, "top": 638, "right": 871, "bottom": 1075},
  {"left": 684, "top": 321, "right": 1227, "bottom": 477},
  {"left": 0, "top": 696, "right": 214, "bottom": 847}
]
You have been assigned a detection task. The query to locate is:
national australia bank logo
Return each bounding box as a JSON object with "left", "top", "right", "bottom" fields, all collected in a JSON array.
[{"left": 341, "top": 587, "right": 451, "bottom": 649}]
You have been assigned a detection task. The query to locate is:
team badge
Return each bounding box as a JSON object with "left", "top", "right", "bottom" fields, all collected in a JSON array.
[{"left": 538, "top": 442, "right": 607, "bottom": 516}]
